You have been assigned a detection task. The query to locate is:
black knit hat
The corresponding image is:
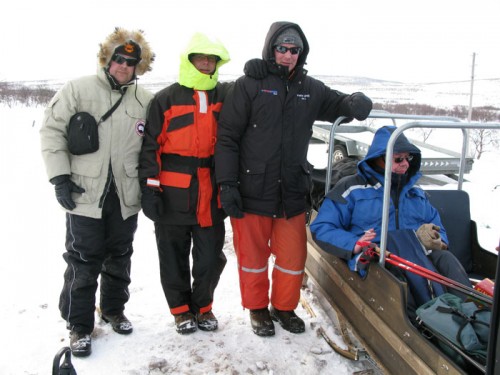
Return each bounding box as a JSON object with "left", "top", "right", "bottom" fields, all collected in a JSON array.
[
  {"left": 114, "top": 40, "right": 141, "bottom": 60},
  {"left": 273, "top": 27, "right": 303, "bottom": 49}
]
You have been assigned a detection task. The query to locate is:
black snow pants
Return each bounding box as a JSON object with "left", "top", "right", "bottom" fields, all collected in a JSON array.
[
  {"left": 59, "top": 188, "right": 138, "bottom": 334},
  {"left": 154, "top": 221, "right": 227, "bottom": 315}
]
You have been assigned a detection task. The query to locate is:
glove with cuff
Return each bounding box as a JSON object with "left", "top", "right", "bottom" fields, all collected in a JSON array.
[
  {"left": 50, "top": 175, "right": 85, "bottom": 210},
  {"left": 140, "top": 179, "right": 164, "bottom": 222},
  {"left": 345, "top": 92, "right": 373, "bottom": 121},
  {"left": 219, "top": 184, "right": 244, "bottom": 218},
  {"left": 416, "top": 223, "right": 447, "bottom": 251}
]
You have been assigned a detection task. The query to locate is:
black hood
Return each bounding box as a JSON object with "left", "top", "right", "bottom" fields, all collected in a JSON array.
[{"left": 262, "top": 21, "right": 309, "bottom": 71}]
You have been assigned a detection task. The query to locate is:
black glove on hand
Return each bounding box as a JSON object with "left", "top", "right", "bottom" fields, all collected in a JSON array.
[
  {"left": 50, "top": 175, "right": 85, "bottom": 210},
  {"left": 244, "top": 58, "right": 268, "bottom": 80},
  {"left": 220, "top": 184, "right": 244, "bottom": 218},
  {"left": 346, "top": 92, "right": 373, "bottom": 121},
  {"left": 355, "top": 243, "right": 379, "bottom": 271},
  {"left": 141, "top": 187, "right": 164, "bottom": 222}
]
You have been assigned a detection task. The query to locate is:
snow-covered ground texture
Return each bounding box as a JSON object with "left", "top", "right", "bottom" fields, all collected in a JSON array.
[
  {"left": 1, "top": 82, "right": 498, "bottom": 374},
  {"left": 0, "top": 105, "right": 368, "bottom": 375}
]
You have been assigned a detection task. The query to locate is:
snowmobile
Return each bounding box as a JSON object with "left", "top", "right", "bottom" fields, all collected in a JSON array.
[{"left": 305, "top": 112, "right": 500, "bottom": 374}]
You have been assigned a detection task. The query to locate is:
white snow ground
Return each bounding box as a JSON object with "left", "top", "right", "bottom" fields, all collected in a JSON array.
[{"left": 0, "top": 103, "right": 498, "bottom": 375}]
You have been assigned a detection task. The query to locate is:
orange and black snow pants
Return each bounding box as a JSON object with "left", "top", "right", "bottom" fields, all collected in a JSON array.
[{"left": 230, "top": 212, "right": 307, "bottom": 311}]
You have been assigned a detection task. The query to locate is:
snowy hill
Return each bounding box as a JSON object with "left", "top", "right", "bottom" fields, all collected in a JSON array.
[{"left": 19, "top": 74, "right": 500, "bottom": 110}]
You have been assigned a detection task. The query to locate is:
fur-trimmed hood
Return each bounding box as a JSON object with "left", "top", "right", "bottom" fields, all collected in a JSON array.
[{"left": 98, "top": 27, "right": 154, "bottom": 76}]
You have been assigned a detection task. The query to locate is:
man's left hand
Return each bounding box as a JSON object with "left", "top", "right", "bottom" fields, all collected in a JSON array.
[
  {"left": 244, "top": 58, "right": 268, "bottom": 80},
  {"left": 346, "top": 92, "right": 373, "bottom": 121}
]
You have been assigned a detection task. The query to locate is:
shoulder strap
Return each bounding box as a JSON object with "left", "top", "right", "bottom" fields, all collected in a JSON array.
[{"left": 99, "top": 92, "right": 125, "bottom": 124}]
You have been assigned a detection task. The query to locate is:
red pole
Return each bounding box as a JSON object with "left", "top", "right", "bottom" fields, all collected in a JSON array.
[{"left": 384, "top": 255, "right": 492, "bottom": 305}]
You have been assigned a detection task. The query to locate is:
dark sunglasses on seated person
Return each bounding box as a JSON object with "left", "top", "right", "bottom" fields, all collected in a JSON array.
[
  {"left": 275, "top": 45, "right": 302, "bottom": 55},
  {"left": 111, "top": 54, "right": 139, "bottom": 67},
  {"left": 393, "top": 155, "right": 414, "bottom": 163}
]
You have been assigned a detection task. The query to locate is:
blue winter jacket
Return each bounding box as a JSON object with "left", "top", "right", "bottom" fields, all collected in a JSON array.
[{"left": 310, "top": 126, "right": 448, "bottom": 271}]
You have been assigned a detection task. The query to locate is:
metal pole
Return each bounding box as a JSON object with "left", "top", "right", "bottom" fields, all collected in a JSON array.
[{"left": 468, "top": 52, "right": 476, "bottom": 123}]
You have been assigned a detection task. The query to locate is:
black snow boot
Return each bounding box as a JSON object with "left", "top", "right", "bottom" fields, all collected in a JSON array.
[
  {"left": 197, "top": 310, "right": 218, "bottom": 331},
  {"left": 270, "top": 306, "right": 305, "bottom": 333},
  {"left": 249, "top": 308, "right": 275, "bottom": 337},
  {"left": 69, "top": 331, "right": 92, "bottom": 357},
  {"left": 174, "top": 312, "right": 197, "bottom": 334},
  {"left": 101, "top": 312, "right": 133, "bottom": 334}
]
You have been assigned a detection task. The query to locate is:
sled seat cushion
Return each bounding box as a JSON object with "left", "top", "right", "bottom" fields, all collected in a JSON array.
[{"left": 425, "top": 189, "right": 473, "bottom": 273}]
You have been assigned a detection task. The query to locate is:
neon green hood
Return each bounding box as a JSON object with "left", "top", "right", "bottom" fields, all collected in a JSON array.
[{"left": 178, "top": 32, "right": 230, "bottom": 90}]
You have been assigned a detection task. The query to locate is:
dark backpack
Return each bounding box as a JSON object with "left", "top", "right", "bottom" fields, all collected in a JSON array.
[
  {"left": 311, "top": 158, "right": 358, "bottom": 210},
  {"left": 417, "top": 293, "right": 491, "bottom": 368}
]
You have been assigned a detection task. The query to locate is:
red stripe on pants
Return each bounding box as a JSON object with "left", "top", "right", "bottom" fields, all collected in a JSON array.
[
  {"left": 230, "top": 213, "right": 307, "bottom": 310},
  {"left": 196, "top": 167, "right": 213, "bottom": 227}
]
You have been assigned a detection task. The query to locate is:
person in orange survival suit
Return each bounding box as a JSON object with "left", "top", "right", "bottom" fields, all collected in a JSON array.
[
  {"left": 139, "top": 33, "right": 265, "bottom": 334},
  {"left": 215, "top": 21, "right": 373, "bottom": 336},
  {"left": 138, "top": 32, "right": 232, "bottom": 334}
]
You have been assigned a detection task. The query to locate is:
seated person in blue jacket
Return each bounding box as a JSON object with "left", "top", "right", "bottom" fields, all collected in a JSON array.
[{"left": 310, "top": 126, "right": 471, "bottom": 320}]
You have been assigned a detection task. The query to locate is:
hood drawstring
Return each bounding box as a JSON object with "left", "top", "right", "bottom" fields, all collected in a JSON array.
[
  {"left": 133, "top": 77, "right": 144, "bottom": 107},
  {"left": 104, "top": 69, "right": 144, "bottom": 107}
]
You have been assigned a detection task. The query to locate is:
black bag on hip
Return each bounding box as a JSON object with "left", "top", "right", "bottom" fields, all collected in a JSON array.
[{"left": 67, "top": 112, "right": 98, "bottom": 155}]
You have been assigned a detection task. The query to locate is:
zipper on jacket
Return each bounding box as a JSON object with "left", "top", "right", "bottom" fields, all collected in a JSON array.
[
  {"left": 99, "top": 163, "right": 114, "bottom": 208},
  {"left": 393, "top": 175, "right": 403, "bottom": 229}
]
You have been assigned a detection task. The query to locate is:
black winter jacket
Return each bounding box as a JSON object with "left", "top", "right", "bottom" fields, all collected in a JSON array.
[{"left": 215, "top": 21, "right": 365, "bottom": 219}]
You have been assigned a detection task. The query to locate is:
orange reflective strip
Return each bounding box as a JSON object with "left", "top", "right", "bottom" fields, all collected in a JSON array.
[
  {"left": 171, "top": 304, "right": 190, "bottom": 315},
  {"left": 159, "top": 171, "right": 192, "bottom": 188},
  {"left": 199, "top": 303, "right": 213, "bottom": 314}
]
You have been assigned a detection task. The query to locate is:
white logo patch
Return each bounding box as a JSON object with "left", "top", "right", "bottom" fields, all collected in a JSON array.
[{"left": 136, "top": 120, "right": 146, "bottom": 136}]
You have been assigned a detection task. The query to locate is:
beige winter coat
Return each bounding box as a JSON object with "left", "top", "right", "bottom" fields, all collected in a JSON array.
[{"left": 40, "top": 68, "right": 153, "bottom": 219}]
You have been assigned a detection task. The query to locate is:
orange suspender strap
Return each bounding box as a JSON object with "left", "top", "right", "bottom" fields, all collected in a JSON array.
[{"left": 196, "top": 167, "right": 213, "bottom": 228}]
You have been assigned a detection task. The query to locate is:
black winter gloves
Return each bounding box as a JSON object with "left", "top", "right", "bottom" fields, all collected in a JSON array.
[
  {"left": 220, "top": 184, "right": 244, "bottom": 218},
  {"left": 140, "top": 184, "right": 164, "bottom": 222},
  {"left": 345, "top": 92, "right": 373, "bottom": 121},
  {"left": 50, "top": 175, "right": 85, "bottom": 210},
  {"left": 244, "top": 58, "right": 268, "bottom": 80}
]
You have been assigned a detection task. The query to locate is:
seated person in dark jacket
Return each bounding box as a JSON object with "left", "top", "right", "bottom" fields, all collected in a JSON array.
[{"left": 310, "top": 126, "right": 472, "bottom": 320}]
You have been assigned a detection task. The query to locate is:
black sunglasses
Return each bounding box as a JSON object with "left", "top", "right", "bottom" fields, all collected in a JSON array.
[
  {"left": 111, "top": 54, "right": 139, "bottom": 67},
  {"left": 394, "top": 155, "right": 414, "bottom": 163},
  {"left": 275, "top": 45, "right": 302, "bottom": 55}
]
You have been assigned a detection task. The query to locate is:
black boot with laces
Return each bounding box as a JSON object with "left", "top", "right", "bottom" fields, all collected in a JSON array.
[
  {"left": 101, "top": 312, "right": 133, "bottom": 334},
  {"left": 69, "top": 331, "right": 92, "bottom": 357}
]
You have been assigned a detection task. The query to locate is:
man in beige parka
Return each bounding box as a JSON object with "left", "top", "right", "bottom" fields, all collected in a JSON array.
[{"left": 40, "top": 27, "right": 154, "bottom": 357}]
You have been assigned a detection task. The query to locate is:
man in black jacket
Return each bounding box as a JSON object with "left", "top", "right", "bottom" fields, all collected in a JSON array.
[{"left": 215, "top": 21, "right": 373, "bottom": 337}]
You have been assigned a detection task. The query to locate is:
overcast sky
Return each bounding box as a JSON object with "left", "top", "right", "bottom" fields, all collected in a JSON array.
[{"left": 3, "top": 0, "right": 499, "bottom": 84}]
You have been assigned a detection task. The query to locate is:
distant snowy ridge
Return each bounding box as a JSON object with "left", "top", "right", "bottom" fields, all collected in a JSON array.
[{"left": 13, "top": 75, "right": 500, "bottom": 109}]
